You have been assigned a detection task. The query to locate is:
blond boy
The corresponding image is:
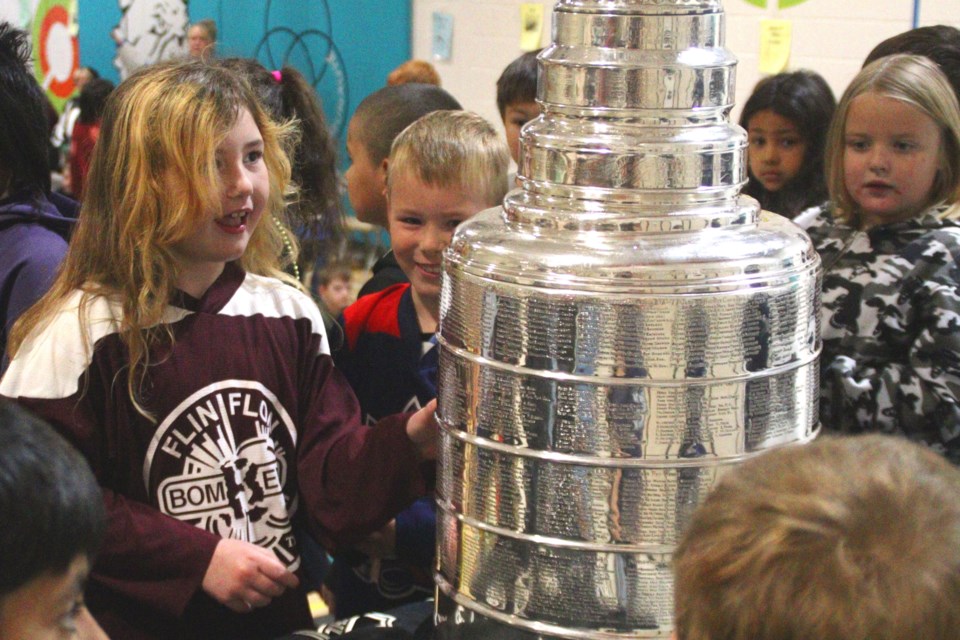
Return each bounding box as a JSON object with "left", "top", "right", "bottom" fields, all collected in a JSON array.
[{"left": 326, "top": 111, "right": 509, "bottom": 618}]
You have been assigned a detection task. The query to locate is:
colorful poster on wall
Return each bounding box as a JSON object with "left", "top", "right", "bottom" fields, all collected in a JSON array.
[{"left": 31, "top": 0, "right": 77, "bottom": 111}]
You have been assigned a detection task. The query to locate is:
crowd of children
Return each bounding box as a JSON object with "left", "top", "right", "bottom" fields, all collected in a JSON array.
[{"left": 3, "top": 13, "right": 960, "bottom": 640}]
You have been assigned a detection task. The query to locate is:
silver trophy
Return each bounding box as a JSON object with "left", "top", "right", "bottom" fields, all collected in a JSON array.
[{"left": 434, "top": 1, "right": 821, "bottom": 637}]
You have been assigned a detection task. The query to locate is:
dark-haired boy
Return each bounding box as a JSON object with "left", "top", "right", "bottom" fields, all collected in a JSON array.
[
  {"left": 495, "top": 49, "right": 543, "bottom": 169},
  {"left": 344, "top": 84, "right": 462, "bottom": 298},
  {"left": 0, "top": 401, "right": 108, "bottom": 639}
]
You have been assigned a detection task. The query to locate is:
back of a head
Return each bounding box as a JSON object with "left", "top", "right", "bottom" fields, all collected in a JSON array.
[
  {"left": 496, "top": 49, "right": 542, "bottom": 117},
  {"left": 0, "top": 21, "right": 51, "bottom": 196},
  {"left": 387, "top": 59, "right": 441, "bottom": 87},
  {"left": 352, "top": 83, "right": 462, "bottom": 166},
  {"left": 864, "top": 25, "right": 960, "bottom": 103},
  {"left": 77, "top": 77, "right": 115, "bottom": 124},
  {"left": 0, "top": 401, "right": 105, "bottom": 595},
  {"left": 387, "top": 110, "right": 511, "bottom": 209},
  {"left": 220, "top": 57, "right": 284, "bottom": 117},
  {"left": 674, "top": 435, "right": 960, "bottom": 640}
]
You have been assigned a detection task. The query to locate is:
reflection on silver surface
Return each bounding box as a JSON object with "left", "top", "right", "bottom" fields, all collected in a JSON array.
[{"left": 435, "top": 0, "right": 821, "bottom": 637}]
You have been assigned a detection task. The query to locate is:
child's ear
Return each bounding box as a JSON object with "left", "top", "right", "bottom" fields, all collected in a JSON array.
[{"left": 379, "top": 158, "right": 390, "bottom": 197}]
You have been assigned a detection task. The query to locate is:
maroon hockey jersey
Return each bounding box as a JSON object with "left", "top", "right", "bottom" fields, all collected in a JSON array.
[{"left": 0, "top": 263, "right": 429, "bottom": 639}]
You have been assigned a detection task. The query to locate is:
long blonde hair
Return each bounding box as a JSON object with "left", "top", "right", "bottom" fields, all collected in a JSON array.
[
  {"left": 8, "top": 59, "right": 298, "bottom": 416},
  {"left": 825, "top": 54, "right": 960, "bottom": 226}
]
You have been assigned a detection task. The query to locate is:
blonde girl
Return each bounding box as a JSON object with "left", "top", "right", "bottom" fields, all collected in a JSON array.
[
  {"left": 1, "top": 59, "right": 436, "bottom": 639},
  {"left": 798, "top": 54, "right": 960, "bottom": 462}
]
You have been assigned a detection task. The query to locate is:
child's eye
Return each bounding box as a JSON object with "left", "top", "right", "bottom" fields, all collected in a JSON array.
[
  {"left": 511, "top": 117, "right": 530, "bottom": 127},
  {"left": 446, "top": 219, "right": 464, "bottom": 231},
  {"left": 893, "top": 140, "right": 915, "bottom": 152},
  {"left": 57, "top": 600, "right": 84, "bottom": 634},
  {"left": 244, "top": 150, "right": 264, "bottom": 164},
  {"left": 845, "top": 138, "right": 869, "bottom": 152},
  {"left": 749, "top": 136, "right": 766, "bottom": 147},
  {"left": 780, "top": 138, "right": 800, "bottom": 149},
  {"left": 400, "top": 216, "right": 423, "bottom": 226}
]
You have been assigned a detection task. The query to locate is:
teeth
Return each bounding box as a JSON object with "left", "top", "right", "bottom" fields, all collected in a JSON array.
[{"left": 219, "top": 212, "right": 246, "bottom": 227}]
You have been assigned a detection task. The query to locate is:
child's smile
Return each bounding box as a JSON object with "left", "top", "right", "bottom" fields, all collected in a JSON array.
[{"left": 216, "top": 209, "right": 251, "bottom": 232}]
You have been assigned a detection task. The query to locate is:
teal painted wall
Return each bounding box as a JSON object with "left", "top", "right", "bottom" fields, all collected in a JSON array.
[{"left": 78, "top": 0, "right": 411, "bottom": 156}]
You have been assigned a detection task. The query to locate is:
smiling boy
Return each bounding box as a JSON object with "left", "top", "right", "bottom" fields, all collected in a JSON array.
[{"left": 327, "top": 111, "right": 509, "bottom": 619}]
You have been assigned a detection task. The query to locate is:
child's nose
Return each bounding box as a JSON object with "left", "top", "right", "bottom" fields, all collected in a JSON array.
[
  {"left": 868, "top": 147, "right": 890, "bottom": 173},
  {"left": 224, "top": 163, "right": 253, "bottom": 197},
  {"left": 421, "top": 226, "right": 449, "bottom": 254}
]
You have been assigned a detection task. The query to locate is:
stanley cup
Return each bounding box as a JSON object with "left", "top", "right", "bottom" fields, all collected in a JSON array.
[{"left": 434, "top": 1, "right": 821, "bottom": 637}]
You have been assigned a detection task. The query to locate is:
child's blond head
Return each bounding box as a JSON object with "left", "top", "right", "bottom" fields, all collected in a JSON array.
[
  {"left": 674, "top": 435, "right": 960, "bottom": 640},
  {"left": 83, "top": 59, "right": 293, "bottom": 277},
  {"left": 386, "top": 110, "right": 510, "bottom": 208},
  {"left": 826, "top": 54, "right": 960, "bottom": 225}
]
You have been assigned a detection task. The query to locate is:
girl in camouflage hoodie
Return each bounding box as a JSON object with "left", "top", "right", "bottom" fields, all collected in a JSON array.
[{"left": 798, "top": 54, "right": 960, "bottom": 462}]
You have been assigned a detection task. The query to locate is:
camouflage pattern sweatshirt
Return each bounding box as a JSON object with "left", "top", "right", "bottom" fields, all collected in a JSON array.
[{"left": 799, "top": 204, "right": 960, "bottom": 463}]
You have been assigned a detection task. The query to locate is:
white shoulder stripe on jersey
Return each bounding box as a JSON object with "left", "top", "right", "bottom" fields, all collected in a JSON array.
[
  {"left": 0, "top": 291, "right": 191, "bottom": 400},
  {"left": 221, "top": 273, "right": 330, "bottom": 356},
  {"left": 0, "top": 275, "right": 326, "bottom": 400}
]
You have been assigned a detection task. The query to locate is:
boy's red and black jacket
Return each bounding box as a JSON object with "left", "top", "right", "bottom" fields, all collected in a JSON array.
[{"left": 335, "top": 283, "right": 437, "bottom": 423}]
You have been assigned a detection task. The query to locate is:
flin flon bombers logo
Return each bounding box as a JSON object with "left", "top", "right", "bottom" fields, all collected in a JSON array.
[{"left": 143, "top": 381, "right": 300, "bottom": 570}]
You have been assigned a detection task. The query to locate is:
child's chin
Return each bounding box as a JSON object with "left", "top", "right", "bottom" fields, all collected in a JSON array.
[{"left": 412, "top": 281, "right": 441, "bottom": 298}]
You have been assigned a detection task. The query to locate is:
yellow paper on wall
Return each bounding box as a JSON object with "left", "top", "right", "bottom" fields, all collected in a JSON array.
[
  {"left": 520, "top": 4, "right": 544, "bottom": 52},
  {"left": 759, "top": 19, "right": 792, "bottom": 74}
]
